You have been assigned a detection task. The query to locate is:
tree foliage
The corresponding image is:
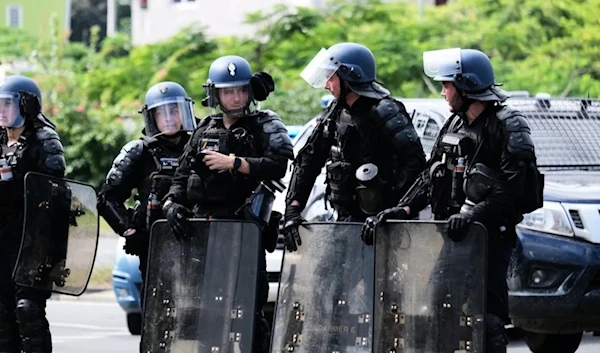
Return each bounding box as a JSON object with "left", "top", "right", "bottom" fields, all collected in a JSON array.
[{"left": 0, "top": 0, "right": 597, "bottom": 185}]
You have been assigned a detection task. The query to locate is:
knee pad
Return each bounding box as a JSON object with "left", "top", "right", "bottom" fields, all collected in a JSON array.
[
  {"left": 486, "top": 314, "right": 508, "bottom": 353},
  {"left": 15, "top": 300, "right": 43, "bottom": 324},
  {"left": 0, "top": 301, "right": 17, "bottom": 348},
  {"left": 15, "top": 299, "right": 51, "bottom": 353}
]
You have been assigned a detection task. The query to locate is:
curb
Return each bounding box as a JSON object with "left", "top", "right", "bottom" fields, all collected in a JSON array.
[{"left": 50, "top": 287, "right": 116, "bottom": 302}]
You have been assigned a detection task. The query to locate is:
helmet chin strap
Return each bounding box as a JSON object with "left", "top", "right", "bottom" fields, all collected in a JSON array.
[
  {"left": 338, "top": 78, "right": 351, "bottom": 109},
  {"left": 455, "top": 88, "right": 476, "bottom": 120}
]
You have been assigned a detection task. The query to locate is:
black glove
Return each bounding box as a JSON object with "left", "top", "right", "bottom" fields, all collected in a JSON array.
[
  {"left": 123, "top": 230, "right": 148, "bottom": 256},
  {"left": 361, "top": 207, "right": 409, "bottom": 245},
  {"left": 282, "top": 204, "right": 304, "bottom": 252},
  {"left": 446, "top": 212, "right": 473, "bottom": 242},
  {"left": 250, "top": 72, "right": 275, "bottom": 101},
  {"left": 163, "top": 201, "right": 194, "bottom": 240}
]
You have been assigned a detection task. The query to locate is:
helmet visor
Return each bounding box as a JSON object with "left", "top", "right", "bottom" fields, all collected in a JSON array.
[
  {"left": 423, "top": 48, "right": 462, "bottom": 79},
  {"left": 145, "top": 97, "right": 196, "bottom": 137},
  {"left": 0, "top": 93, "right": 23, "bottom": 128},
  {"left": 300, "top": 48, "right": 341, "bottom": 88}
]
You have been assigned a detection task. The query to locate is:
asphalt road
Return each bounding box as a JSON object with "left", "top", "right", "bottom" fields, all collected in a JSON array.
[
  {"left": 94, "top": 232, "right": 120, "bottom": 269},
  {"left": 47, "top": 300, "right": 600, "bottom": 353}
]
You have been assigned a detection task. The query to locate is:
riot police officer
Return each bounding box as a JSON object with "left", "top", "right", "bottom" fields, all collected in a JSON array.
[
  {"left": 365, "top": 48, "right": 542, "bottom": 353},
  {"left": 283, "top": 42, "right": 427, "bottom": 251},
  {"left": 162, "top": 55, "right": 294, "bottom": 352},
  {"left": 0, "top": 75, "right": 66, "bottom": 353},
  {"left": 97, "top": 81, "right": 196, "bottom": 317}
]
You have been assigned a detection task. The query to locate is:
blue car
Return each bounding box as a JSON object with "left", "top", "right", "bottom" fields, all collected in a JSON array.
[{"left": 112, "top": 125, "right": 305, "bottom": 335}]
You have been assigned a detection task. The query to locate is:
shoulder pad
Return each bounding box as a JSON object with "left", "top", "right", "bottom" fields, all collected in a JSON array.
[
  {"left": 260, "top": 115, "right": 288, "bottom": 135},
  {"left": 371, "top": 98, "right": 419, "bottom": 147},
  {"left": 496, "top": 107, "right": 535, "bottom": 159},
  {"left": 258, "top": 113, "right": 293, "bottom": 159},
  {"left": 35, "top": 127, "right": 66, "bottom": 175},
  {"left": 256, "top": 110, "right": 281, "bottom": 124},
  {"left": 197, "top": 116, "right": 212, "bottom": 128},
  {"left": 34, "top": 126, "right": 60, "bottom": 142},
  {"left": 34, "top": 127, "right": 64, "bottom": 155},
  {"left": 106, "top": 140, "right": 145, "bottom": 186}
]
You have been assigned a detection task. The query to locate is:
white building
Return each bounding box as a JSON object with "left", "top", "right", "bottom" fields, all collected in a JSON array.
[
  {"left": 112, "top": 0, "right": 448, "bottom": 46},
  {"left": 125, "top": 0, "right": 323, "bottom": 46}
]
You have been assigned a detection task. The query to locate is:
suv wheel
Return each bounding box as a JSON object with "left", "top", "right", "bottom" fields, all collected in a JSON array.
[
  {"left": 127, "top": 312, "right": 142, "bottom": 335},
  {"left": 523, "top": 331, "right": 583, "bottom": 353}
]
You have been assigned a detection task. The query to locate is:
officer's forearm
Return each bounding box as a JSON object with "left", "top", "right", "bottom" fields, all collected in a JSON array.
[
  {"left": 244, "top": 156, "right": 287, "bottom": 179},
  {"left": 98, "top": 200, "right": 130, "bottom": 236},
  {"left": 469, "top": 163, "right": 526, "bottom": 223}
]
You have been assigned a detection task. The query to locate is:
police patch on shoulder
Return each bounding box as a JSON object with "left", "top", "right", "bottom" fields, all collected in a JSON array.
[
  {"left": 228, "top": 63, "right": 237, "bottom": 76},
  {"left": 160, "top": 157, "right": 179, "bottom": 169}
]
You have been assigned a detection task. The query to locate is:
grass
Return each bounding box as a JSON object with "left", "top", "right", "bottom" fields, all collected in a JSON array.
[
  {"left": 88, "top": 265, "right": 113, "bottom": 289},
  {"left": 100, "top": 217, "right": 116, "bottom": 235}
]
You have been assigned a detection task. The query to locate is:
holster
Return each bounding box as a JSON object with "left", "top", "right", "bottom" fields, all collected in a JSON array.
[
  {"left": 326, "top": 160, "right": 356, "bottom": 208},
  {"left": 263, "top": 211, "right": 282, "bottom": 253},
  {"left": 355, "top": 163, "right": 384, "bottom": 216}
]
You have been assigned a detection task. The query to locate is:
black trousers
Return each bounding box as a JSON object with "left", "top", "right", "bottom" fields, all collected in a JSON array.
[{"left": 0, "top": 219, "right": 52, "bottom": 353}]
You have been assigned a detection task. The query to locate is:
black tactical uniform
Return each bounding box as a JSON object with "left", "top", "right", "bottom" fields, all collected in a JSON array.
[
  {"left": 283, "top": 42, "right": 426, "bottom": 251},
  {"left": 287, "top": 96, "right": 426, "bottom": 221},
  {"left": 372, "top": 48, "right": 542, "bottom": 353},
  {"left": 163, "top": 55, "right": 293, "bottom": 352},
  {"left": 97, "top": 81, "right": 196, "bottom": 315},
  {"left": 408, "top": 105, "right": 537, "bottom": 330},
  {"left": 0, "top": 76, "right": 66, "bottom": 353},
  {"left": 97, "top": 137, "right": 188, "bottom": 283}
]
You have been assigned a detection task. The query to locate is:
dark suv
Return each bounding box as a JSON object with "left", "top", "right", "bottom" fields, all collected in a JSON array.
[{"left": 506, "top": 97, "right": 600, "bottom": 353}]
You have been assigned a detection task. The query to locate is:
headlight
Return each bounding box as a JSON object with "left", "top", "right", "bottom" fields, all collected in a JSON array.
[{"left": 518, "top": 201, "right": 574, "bottom": 236}]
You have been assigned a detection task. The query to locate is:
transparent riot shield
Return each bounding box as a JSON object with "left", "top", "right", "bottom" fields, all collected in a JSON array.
[
  {"left": 141, "top": 219, "right": 261, "bottom": 353},
  {"left": 374, "top": 221, "right": 487, "bottom": 353},
  {"left": 12, "top": 172, "right": 100, "bottom": 296},
  {"left": 271, "top": 222, "right": 374, "bottom": 353}
]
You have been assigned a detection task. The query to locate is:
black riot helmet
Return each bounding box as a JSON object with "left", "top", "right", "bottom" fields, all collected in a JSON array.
[
  {"left": 202, "top": 55, "right": 257, "bottom": 117},
  {"left": 139, "top": 81, "right": 196, "bottom": 137},
  {"left": 0, "top": 75, "right": 54, "bottom": 128},
  {"left": 300, "top": 42, "right": 390, "bottom": 99},
  {"left": 423, "top": 48, "right": 508, "bottom": 102}
]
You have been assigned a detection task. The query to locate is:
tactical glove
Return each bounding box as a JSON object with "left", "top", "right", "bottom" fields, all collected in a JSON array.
[
  {"left": 282, "top": 204, "right": 304, "bottom": 252},
  {"left": 163, "top": 200, "right": 194, "bottom": 240},
  {"left": 361, "top": 207, "right": 409, "bottom": 245},
  {"left": 446, "top": 212, "right": 473, "bottom": 242}
]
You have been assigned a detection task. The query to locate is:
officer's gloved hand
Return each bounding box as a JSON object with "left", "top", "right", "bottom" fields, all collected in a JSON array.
[
  {"left": 123, "top": 229, "right": 147, "bottom": 255},
  {"left": 282, "top": 204, "right": 304, "bottom": 252},
  {"left": 163, "top": 200, "right": 194, "bottom": 240},
  {"left": 446, "top": 212, "right": 473, "bottom": 242},
  {"left": 361, "top": 206, "right": 409, "bottom": 245}
]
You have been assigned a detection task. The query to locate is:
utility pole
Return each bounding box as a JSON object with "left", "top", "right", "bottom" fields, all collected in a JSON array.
[{"left": 107, "top": 0, "right": 116, "bottom": 35}]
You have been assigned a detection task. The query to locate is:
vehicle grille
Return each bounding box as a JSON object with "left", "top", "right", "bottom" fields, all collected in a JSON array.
[
  {"left": 588, "top": 271, "right": 600, "bottom": 291},
  {"left": 569, "top": 209, "right": 584, "bottom": 229}
]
